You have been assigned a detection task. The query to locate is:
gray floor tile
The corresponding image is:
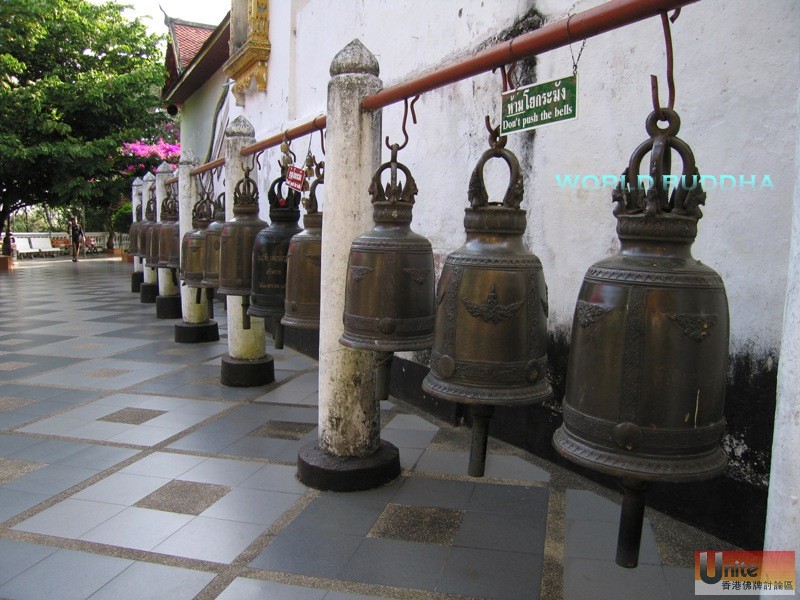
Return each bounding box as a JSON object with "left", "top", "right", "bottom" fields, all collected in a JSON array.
[
  {"left": 564, "top": 518, "right": 661, "bottom": 565},
  {"left": 87, "top": 561, "right": 216, "bottom": 600},
  {"left": 340, "top": 538, "right": 449, "bottom": 590},
  {"left": 218, "top": 578, "right": 327, "bottom": 600},
  {"left": 468, "top": 483, "right": 549, "bottom": 517},
  {"left": 152, "top": 516, "right": 265, "bottom": 563},
  {"left": 291, "top": 495, "right": 383, "bottom": 537},
  {"left": 79, "top": 506, "right": 194, "bottom": 551},
  {"left": 201, "top": 487, "right": 301, "bottom": 525},
  {"left": 72, "top": 472, "right": 172, "bottom": 505},
  {"left": 250, "top": 527, "right": 363, "bottom": 578},
  {"left": 3, "top": 463, "right": 99, "bottom": 495},
  {"left": 0, "top": 540, "right": 59, "bottom": 586},
  {"left": 663, "top": 566, "right": 698, "bottom": 600},
  {"left": 436, "top": 546, "right": 543, "bottom": 599},
  {"left": 383, "top": 414, "right": 439, "bottom": 431},
  {"left": 0, "top": 487, "right": 51, "bottom": 522},
  {"left": 13, "top": 498, "right": 126, "bottom": 538},
  {"left": 565, "top": 488, "right": 621, "bottom": 522},
  {"left": 177, "top": 457, "right": 264, "bottom": 486},
  {"left": 0, "top": 548, "right": 133, "bottom": 600},
  {"left": 239, "top": 463, "right": 308, "bottom": 494},
  {"left": 0, "top": 435, "right": 42, "bottom": 457},
  {"left": 324, "top": 593, "right": 393, "bottom": 600},
  {"left": 119, "top": 451, "right": 206, "bottom": 479},
  {"left": 563, "top": 557, "right": 671, "bottom": 600},
  {"left": 16, "top": 416, "right": 89, "bottom": 436},
  {"left": 412, "top": 448, "right": 468, "bottom": 476},
  {"left": 380, "top": 427, "right": 437, "bottom": 449},
  {"left": 53, "top": 445, "right": 139, "bottom": 470},
  {"left": 221, "top": 435, "right": 303, "bottom": 461},
  {"left": 106, "top": 424, "right": 179, "bottom": 446},
  {"left": 454, "top": 510, "right": 546, "bottom": 554},
  {"left": 393, "top": 476, "right": 475, "bottom": 510},
  {"left": 7, "top": 438, "right": 91, "bottom": 463},
  {"left": 484, "top": 453, "right": 550, "bottom": 482}
]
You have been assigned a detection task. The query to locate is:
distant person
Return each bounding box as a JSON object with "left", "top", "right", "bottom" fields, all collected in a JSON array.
[
  {"left": 2, "top": 230, "right": 16, "bottom": 258},
  {"left": 67, "top": 216, "right": 84, "bottom": 262}
]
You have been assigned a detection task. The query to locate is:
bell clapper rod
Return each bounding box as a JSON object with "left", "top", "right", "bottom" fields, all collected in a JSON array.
[
  {"left": 362, "top": 0, "right": 697, "bottom": 112},
  {"left": 616, "top": 478, "right": 650, "bottom": 568},
  {"left": 274, "top": 320, "right": 285, "bottom": 350},
  {"left": 375, "top": 351, "right": 393, "bottom": 402},
  {"left": 207, "top": 288, "right": 214, "bottom": 319},
  {"left": 468, "top": 405, "right": 495, "bottom": 477},
  {"left": 242, "top": 297, "right": 251, "bottom": 330},
  {"left": 195, "top": 287, "right": 202, "bottom": 305}
]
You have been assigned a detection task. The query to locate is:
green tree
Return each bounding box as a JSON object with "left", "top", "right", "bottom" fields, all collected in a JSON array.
[{"left": 0, "top": 0, "right": 168, "bottom": 238}]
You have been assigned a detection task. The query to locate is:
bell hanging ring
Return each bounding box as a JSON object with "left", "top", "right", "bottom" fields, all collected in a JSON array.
[
  {"left": 422, "top": 140, "right": 552, "bottom": 477},
  {"left": 249, "top": 173, "right": 302, "bottom": 349},
  {"left": 552, "top": 107, "right": 729, "bottom": 568}
]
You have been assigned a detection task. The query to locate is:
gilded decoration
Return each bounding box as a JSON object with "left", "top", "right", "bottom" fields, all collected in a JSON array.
[{"left": 224, "top": 0, "right": 271, "bottom": 106}]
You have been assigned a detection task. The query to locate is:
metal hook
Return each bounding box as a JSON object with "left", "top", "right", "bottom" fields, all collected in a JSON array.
[
  {"left": 484, "top": 115, "right": 507, "bottom": 149},
  {"left": 651, "top": 9, "right": 678, "bottom": 120},
  {"left": 384, "top": 95, "right": 420, "bottom": 152},
  {"left": 498, "top": 63, "right": 518, "bottom": 93}
]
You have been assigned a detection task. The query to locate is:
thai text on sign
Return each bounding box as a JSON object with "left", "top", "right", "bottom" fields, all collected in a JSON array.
[
  {"left": 286, "top": 165, "right": 306, "bottom": 192},
  {"left": 500, "top": 75, "right": 578, "bottom": 135}
]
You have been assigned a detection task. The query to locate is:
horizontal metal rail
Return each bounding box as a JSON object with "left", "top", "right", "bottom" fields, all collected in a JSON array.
[
  {"left": 241, "top": 114, "right": 327, "bottom": 157},
  {"left": 189, "top": 157, "right": 225, "bottom": 176},
  {"left": 362, "top": 0, "right": 698, "bottom": 111}
]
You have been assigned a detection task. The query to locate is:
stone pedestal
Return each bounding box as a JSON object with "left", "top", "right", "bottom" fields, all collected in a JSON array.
[{"left": 131, "top": 271, "right": 143, "bottom": 292}]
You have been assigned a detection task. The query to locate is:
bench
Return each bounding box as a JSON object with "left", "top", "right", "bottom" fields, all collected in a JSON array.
[
  {"left": 15, "top": 238, "right": 39, "bottom": 258},
  {"left": 29, "top": 237, "right": 59, "bottom": 257}
]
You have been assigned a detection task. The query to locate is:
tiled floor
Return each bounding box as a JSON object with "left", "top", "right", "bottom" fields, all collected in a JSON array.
[{"left": 0, "top": 256, "right": 741, "bottom": 599}]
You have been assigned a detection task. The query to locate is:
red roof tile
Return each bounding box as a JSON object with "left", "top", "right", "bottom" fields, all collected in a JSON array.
[{"left": 173, "top": 22, "right": 215, "bottom": 68}]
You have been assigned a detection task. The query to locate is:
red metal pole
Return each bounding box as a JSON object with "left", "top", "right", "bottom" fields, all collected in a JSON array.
[
  {"left": 241, "top": 114, "right": 327, "bottom": 157},
  {"left": 362, "top": 0, "right": 698, "bottom": 111}
]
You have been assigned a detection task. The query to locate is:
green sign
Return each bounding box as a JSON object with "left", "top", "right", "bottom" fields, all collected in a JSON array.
[{"left": 500, "top": 75, "right": 578, "bottom": 135}]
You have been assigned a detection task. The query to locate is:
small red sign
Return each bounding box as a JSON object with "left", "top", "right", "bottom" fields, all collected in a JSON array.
[{"left": 285, "top": 165, "right": 306, "bottom": 192}]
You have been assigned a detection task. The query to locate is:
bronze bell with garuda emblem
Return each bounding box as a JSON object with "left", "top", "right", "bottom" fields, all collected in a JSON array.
[
  {"left": 129, "top": 204, "right": 142, "bottom": 256},
  {"left": 218, "top": 166, "right": 267, "bottom": 297},
  {"left": 200, "top": 192, "right": 226, "bottom": 291},
  {"left": 181, "top": 193, "right": 213, "bottom": 299},
  {"left": 340, "top": 145, "right": 435, "bottom": 352},
  {"left": 249, "top": 173, "right": 302, "bottom": 349},
  {"left": 552, "top": 108, "right": 729, "bottom": 568},
  {"left": 422, "top": 132, "right": 552, "bottom": 478},
  {"left": 145, "top": 184, "right": 161, "bottom": 268},
  {"left": 282, "top": 159, "right": 324, "bottom": 331}
]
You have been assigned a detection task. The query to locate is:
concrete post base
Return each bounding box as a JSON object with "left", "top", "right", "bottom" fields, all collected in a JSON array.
[
  {"left": 156, "top": 295, "right": 182, "bottom": 319},
  {"left": 297, "top": 440, "right": 401, "bottom": 492},
  {"left": 174, "top": 320, "right": 220, "bottom": 344},
  {"left": 131, "top": 271, "right": 144, "bottom": 293},
  {"left": 140, "top": 282, "right": 158, "bottom": 303},
  {"left": 220, "top": 353, "right": 274, "bottom": 387}
]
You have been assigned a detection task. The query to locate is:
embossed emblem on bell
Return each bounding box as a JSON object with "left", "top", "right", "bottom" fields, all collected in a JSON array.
[
  {"left": 551, "top": 108, "right": 729, "bottom": 568},
  {"left": 218, "top": 166, "right": 267, "bottom": 297},
  {"left": 129, "top": 204, "right": 142, "bottom": 257},
  {"left": 339, "top": 146, "right": 434, "bottom": 352},
  {"left": 248, "top": 173, "right": 302, "bottom": 349},
  {"left": 422, "top": 131, "right": 552, "bottom": 477},
  {"left": 200, "top": 192, "right": 226, "bottom": 290},
  {"left": 282, "top": 160, "right": 324, "bottom": 331}
]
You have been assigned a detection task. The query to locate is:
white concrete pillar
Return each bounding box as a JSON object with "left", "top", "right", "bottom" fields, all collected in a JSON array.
[
  {"left": 142, "top": 172, "right": 158, "bottom": 286},
  {"left": 156, "top": 161, "right": 178, "bottom": 298},
  {"left": 131, "top": 177, "right": 143, "bottom": 273},
  {"left": 763, "top": 103, "right": 800, "bottom": 578},
  {"left": 219, "top": 116, "right": 271, "bottom": 386},
  {"left": 297, "top": 40, "right": 399, "bottom": 492}
]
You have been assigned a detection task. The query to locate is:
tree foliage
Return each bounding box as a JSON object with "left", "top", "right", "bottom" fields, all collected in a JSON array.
[{"left": 0, "top": 0, "right": 168, "bottom": 234}]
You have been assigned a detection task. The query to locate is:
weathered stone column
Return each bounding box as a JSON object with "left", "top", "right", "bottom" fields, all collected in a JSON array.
[
  {"left": 139, "top": 171, "right": 159, "bottom": 303},
  {"left": 175, "top": 151, "right": 219, "bottom": 343},
  {"left": 763, "top": 104, "right": 800, "bottom": 581},
  {"left": 155, "top": 161, "right": 181, "bottom": 319},
  {"left": 297, "top": 40, "right": 400, "bottom": 491},
  {"left": 220, "top": 116, "right": 273, "bottom": 386},
  {"left": 130, "top": 177, "right": 144, "bottom": 292}
]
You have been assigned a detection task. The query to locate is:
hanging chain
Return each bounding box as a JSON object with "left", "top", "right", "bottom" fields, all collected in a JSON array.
[{"left": 566, "top": 8, "right": 587, "bottom": 75}]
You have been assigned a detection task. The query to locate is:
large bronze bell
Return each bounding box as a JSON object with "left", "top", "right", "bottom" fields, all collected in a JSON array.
[
  {"left": 129, "top": 204, "right": 141, "bottom": 256},
  {"left": 157, "top": 182, "right": 179, "bottom": 270},
  {"left": 340, "top": 146, "right": 434, "bottom": 351},
  {"left": 145, "top": 185, "right": 161, "bottom": 268},
  {"left": 181, "top": 196, "right": 212, "bottom": 295},
  {"left": 219, "top": 167, "right": 267, "bottom": 328},
  {"left": 552, "top": 108, "right": 729, "bottom": 568},
  {"left": 282, "top": 163, "right": 324, "bottom": 331},
  {"left": 200, "top": 192, "right": 225, "bottom": 291},
  {"left": 422, "top": 138, "right": 552, "bottom": 477},
  {"left": 137, "top": 191, "right": 156, "bottom": 260},
  {"left": 249, "top": 174, "right": 302, "bottom": 348}
]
